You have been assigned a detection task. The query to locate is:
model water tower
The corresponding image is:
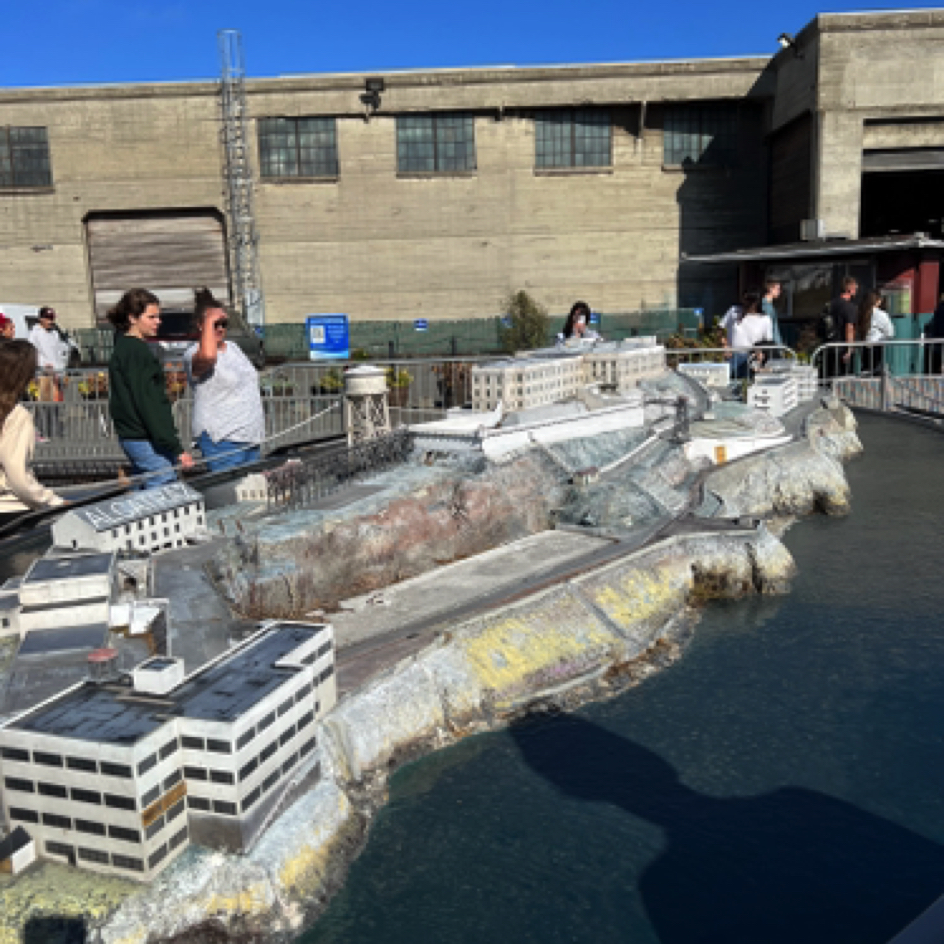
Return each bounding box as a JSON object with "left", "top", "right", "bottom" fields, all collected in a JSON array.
[{"left": 344, "top": 365, "right": 391, "bottom": 445}]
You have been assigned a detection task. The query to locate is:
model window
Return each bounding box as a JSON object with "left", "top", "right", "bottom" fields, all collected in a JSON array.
[
  {"left": 297, "top": 710, "right": 314, "bottom": 730},
  {"left": 277, "top": 696, "right": 293, "bottom": 717},
  {"left": 212, "top": 800, "right": 237, "bottom": 816},
  {"left": 258, "top": 711, "right": 276, "bottom": 732},
  {"left": 33, "top": 751, "right": 63, "bottom": 767},
  {"left": 259, "top": 741, "right": 277, "bottom": 764},
  {"left": 282, "top": 752, "right": 299, "bottom": 775},
  {"left": 258, "top": 117, "right": 338, "bottom": 179},
  {"left": 100, "top": 761, "right": 133, "bottom": 778},
  {"left": 181, "top": 736, "right": 204, "bottom": 750},
  {"left": 317, "top": 641, "right": 332, "bottom": 658},
  {"left": 10, "top": 807, "right": 39, "bottom": 823},
  {"left": 112, "top": 854, "right": 144, "bottom": 872},
  {"left": 183, "top": 766, "right": 208, "bottom": 781},
  {"left": 295, "top": 682, "right": 312, "bottom": 703},
  {"left": 167, "top": 799, "right": 185, "bottom": 821},
  {"left": 210, "top": 770, "right": 235, "bottom": 785},
  {"left": 71, "top": 787, "right": 102, "bottom": 805},
  {"left": 206, "top": 739, "right": 231, "bottom": 754},
  {"left": 45, "top": 841, "right": 74, "bottom": 859},
  {"left": 279, "top": 724, "right": 296, "bottom": 746},
  {"left": 137, "top": 754, "right": 157, "bottom": 776},
  {"left": 0, "top": 127, "right": 52, "bottom": 188},
  {"left": 320, "top": 665, "right": 335, "bottom": 683},
  {"left": 146, "top": 816, "right": 165, "bottom": 839},
  {"left": 148, "top": 844, "right": 168, "bottom": 869},
  {"left": 300, "top": 736, "right": 317, "bottom": 756},
  {"left": 535, "top": 109, "right": 611, "bottom": 169},
  {"left": 397, "top": 113, "right": 476, "bottom": 174},
  {"left": 110, "top": 825, "right": 141, "bottom": 843},
  {"left": 105, "top": 793, "right": 136, "bottom": 810},
  {"left": 236, "top": 727, "right": 256, "bottom": 750},
  {"left": 262, "top": 770, "right": 280, "bottom": 793},
  {"left": 38, "top": 782, "right": 67, "bottom": 798},
  {"left": 242, "top": 787, "right": 261, "bottom": 812},
  {"left": 170, "top": 826, "right": 188, "bottom": 849},
  {"left": 163, "top": 769, "right": 182, "bottom": 790},
  {"left": 4, "top": 777, "right": 33, "bottom": 792},
  {"left": 42, "top": 812, "right": 71, "bottom": 829},
  {"left": 188, "top": 796, "right": 211, "bottom": 811},
  {"left": 239, "top": 757, "right": 258, "bottom": 781},
  {"left": 159, "top": 737, "right": 179, "bottom": 760},
  {"left": 78, "top": 847, "right": 109, "bottom": 864},
  {"left": 141, "top": 785, "right": 160, "bottom": 808},
  {"left": 663, "top": 104, "right": 739, "bottom": 166},
  {"left": 76, "top": 819, "right": 106, "bottom": 836}
]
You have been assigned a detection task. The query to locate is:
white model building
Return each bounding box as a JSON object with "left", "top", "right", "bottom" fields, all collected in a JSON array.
[
  {"left": 754, "top": 363, "right": 818, "bottom": 402},
  {"left": 470, "top": 340, "right": 666, "bottom": 412},
  {"left": 747, "top": 375, "right": 799, "bottom": 417},
  {"left": 52, "top": 483, "right": 206, "bottom": 555},
  {"left": 0, "top": 620, "right": 337, "bottom": 881},
  {"left": 677, "top": 362, "right": 731, "bottom": 389},
  {"left": 17, "top": 552, "right": 116, "bottom": 634}
]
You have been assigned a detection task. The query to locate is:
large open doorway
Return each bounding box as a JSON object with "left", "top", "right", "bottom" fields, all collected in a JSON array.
[{"left": 861, "top": 169, "right": 944, "bottom": 240}]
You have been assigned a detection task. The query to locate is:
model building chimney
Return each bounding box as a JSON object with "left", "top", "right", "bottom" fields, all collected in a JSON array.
[{"left": 87, "top": 648, "right": 120, "bottom": 684}]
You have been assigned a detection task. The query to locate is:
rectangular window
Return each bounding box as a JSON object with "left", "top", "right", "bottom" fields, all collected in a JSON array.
[
  {"left": 113, "top": 854, "right": 144, "bottom": 872},
  {"left": 206, "top": 739, "right": 231, "bottom": 754},
  {"left": 167, "top": 799, "right": 185, "bottom": 822},
  {"left": 236, "top": 728, "right": 256, "bottom": 751},
  {"left": 4, "top": 777, "right": 33, "bottom": 793},
  {"left": 535, "top": 109, "right": 611, "bottom": 169},
  {"left": 76, "top": 819, "right": 106, "bottom": 836},
  {"left": 396, "top": 113, "right": 476, "bottom": 173},
  {"left": 105, "top": 793, "right": 136, "bottom": 811},
  {"left": 163, "top": 770, "right": 182, "bottom": 791},
  {"left": 78, "top": 847, "right": 109, "bottom": 865},
  {"left": 241, "top": 787, "right": 261, "bottom": 812},
  {"left": 141, "top": 785, "right": 161, "bottom": 808},
  {"left": 33, "top": 751, "right": 63, "bottom": 768},
  {"left": 184, "top": 766, "right": 208, "bottom": 781},
  {"left": 159, "top": 738, "right": 179, "bottom": 760},
  {"left": 42, "top": 812, "right": 71, "bottom": 829},
  {"left": 38, "top": 782, "right": 67, "bottom": 798},
  {"left": 277, "top": 697, "right": 294, "bottom": 717},
  {"left": 663, "top": 104, "right": 739, "bottom": 166},
  {"left": 239, "top": 758, "right": 258, "bottom": 782},
  {"left": 295, "top": 682, "right": 312, "bottom": 703},
  {"left": 137, "top": 754, "right": 157, "bottom": 776},
  {"left": 110, "top": 825, "right": 141, "bottom": 843},
  {"left": 45, "top": 841, "right": 74, "bottom": 860},
  {"left": 0, "top": 127, "right": 52, "bottom": 188},
  {"left": 258, "top": 117, "right": 339, "bottom": 179},
  {"left": 1, "top": 747, "right": 28, "bottom": 762},
  {"left": 10, "top": 807, "right": 39, "bottom": 823},
  {"left": 282, "top": 752, "right": 299, "bottom": 775},
  {"left": 146, "top": 816, "right": 165, "bottom": 840},
  {"left": 100, "top": 761, "right": 132, "bottom": 779},
  {"left": 258, "top": 712, "right": 276, "bottom": 732},
  {"left": 188, "top": 796, "right": 211, "bottom": 811},
  {"left": 71, "top": 787, "right": 102, "bottom": 805},
  {"left": 262, "top": 770, "right": 280, "bottom": 794},
  {"left": 66, "top": 756, "right": 97, "bottom": 773},
  {"left": 148, "top": 843, "right": 168, "bottom": 869},
  {"left": 181, "top": 736, "right": 204, "bottom": 751},
  {"left": 170, "top": 826, "right": 188, "bottom": 850},
  {"left": 259, "top": 741, "right": 277, "bottom": 764},
  {"left": 279, "top": 725, "right": 296, "bottom": 747},
  {"left": 212, "top": 800, "right": 237, "bottom": 816},
  {"left": 210, "top": 770, "right": 235, "bottom": 785}
]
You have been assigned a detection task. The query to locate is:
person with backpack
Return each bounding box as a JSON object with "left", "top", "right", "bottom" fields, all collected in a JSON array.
[{"left": 823, "top": 277, "right": 859, "bottom": 377}]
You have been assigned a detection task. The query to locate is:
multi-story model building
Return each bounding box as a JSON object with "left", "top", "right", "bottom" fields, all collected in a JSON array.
[
  {"left": 677, "top": 362, "right": 732, "bottom": 389},
  {"left": 747, "top": 375, "right": 799, "bottom": 417},
  {"left": 470, "top": 340, "right": 666, "bottom": 412},
  {"left": 52, "top": 484, "right": 206, "bottom": 555},
  {"left": 0, "top": 620, "right": 337, "bottom": 881}
]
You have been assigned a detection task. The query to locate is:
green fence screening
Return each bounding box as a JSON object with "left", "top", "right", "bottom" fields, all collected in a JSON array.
[{"left": 74, "top": 310, "right": 700, "bottom": 364}]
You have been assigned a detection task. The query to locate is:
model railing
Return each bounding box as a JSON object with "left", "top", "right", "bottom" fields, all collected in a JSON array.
[{"left": 265, "top": 428, "right": 415, "bottom": 512}]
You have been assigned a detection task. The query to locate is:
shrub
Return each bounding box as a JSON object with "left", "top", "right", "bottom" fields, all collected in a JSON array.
[{"left": 499, "top": 290, "right": 549, "bottom": 353}]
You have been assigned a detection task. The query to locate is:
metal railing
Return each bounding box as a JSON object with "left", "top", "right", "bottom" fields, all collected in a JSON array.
[
  {"left": 811, "top": 339, "right": 944, "bottom": 381},
  {"left": 665, "top": 344, "right": 797, "bottom": 373},
  {"left": 265, "top": 428, "right": 415, "bottom": 512}
]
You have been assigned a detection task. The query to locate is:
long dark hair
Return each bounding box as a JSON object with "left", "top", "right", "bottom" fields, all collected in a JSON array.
[
  {"left": 0, "top": 340, "right": 37, "bottom": 429},
  {"left": 562, "top": 301, "right": 591, "bottom": 338},
  {"left": 859, "top": 290, "right": 882, "bottom": 340},
  {"left": 738, "top": 290, "right": 762, "bottom": 321},
  {"left": 107, "top": 289, "right": 160, "bottom": 334}
]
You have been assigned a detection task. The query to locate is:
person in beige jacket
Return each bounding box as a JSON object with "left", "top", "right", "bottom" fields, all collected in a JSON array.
[{"left": 0, "top": 340, "right": 64, "bottom": 526}]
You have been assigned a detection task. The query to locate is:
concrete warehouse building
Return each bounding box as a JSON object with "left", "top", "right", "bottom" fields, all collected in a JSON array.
[{"left": 0, "top": 8, "right": 942, "bottom": 329}]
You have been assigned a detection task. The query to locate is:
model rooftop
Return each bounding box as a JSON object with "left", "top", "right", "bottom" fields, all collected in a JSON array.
[
  {"left": 7, "top": 622, "right": 329, "bottom": 743},
  {"left": 24, "top": 553, "right": 115, "bottom": 582},
  {"left": 64, "top": 483, "right": 202, "bottom": 533}
]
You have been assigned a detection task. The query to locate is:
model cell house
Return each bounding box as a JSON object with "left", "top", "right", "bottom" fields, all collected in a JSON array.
[
  {"left": 0, "top": 620, "right": 337, "bottom": 881},
  {"left": 51, "top": 483, "right": 206, "bottom": 555},
  {"left": 747, "top": 375, "right": 800, "bottom": 417}
]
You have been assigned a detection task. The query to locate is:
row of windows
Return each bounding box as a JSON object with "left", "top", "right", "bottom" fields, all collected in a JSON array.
[
  {"left": 45, "top": 825, "right": 187, "bottom": 873},
  {"left": 2, "top": 747, "right": 134, "bottom": 780},
  {"left": 0, "top": 108, "right": 741, "bottom": 192},
  {"left": 258, "top": 107, "right": 742, "bottom": 177}
]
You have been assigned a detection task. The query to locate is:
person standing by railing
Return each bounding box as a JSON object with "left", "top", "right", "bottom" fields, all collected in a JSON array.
[
  {"left": 858, "top": 291, "right": 894, "bottom": 376},
  {"left": 0, "top": 340, "right": 65, "bottom": 527},
  {"left": 184, "top": 288, "right": 264, "bottom": 472},
  {"left": 762, "top": 279, "right": 784, "bottom": 348},
  {"left": 107, "top": 289, "right": 193, "bottom": 489},
  {"left": 720, "top": 291, "right": 772, "bottom": 380}
]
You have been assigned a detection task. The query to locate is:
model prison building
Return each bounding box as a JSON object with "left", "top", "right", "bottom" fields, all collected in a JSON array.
[
  {"left": 52, "top": 484, "right": 206, "bottom": 555},
  {"left": 0, "top": 621, "right": 337, "bottom": 880}
]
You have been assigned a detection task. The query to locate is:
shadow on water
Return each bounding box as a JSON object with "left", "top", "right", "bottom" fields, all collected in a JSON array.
[{"left": 511, "top": 714, "right": 944, "bottom": 944}]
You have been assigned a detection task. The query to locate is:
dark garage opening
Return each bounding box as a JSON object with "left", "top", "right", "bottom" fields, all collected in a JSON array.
[{"left": 861, "top": 169, "right": 944, "bottom": 240}]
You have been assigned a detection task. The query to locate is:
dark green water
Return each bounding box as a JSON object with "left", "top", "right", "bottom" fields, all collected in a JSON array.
[{"left": 303, "top": 413, "right": 944, "bottom": 944}]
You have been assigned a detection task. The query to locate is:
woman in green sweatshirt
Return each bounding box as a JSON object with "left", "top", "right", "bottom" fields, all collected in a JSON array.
[{"left": 108, "top": 289, "right": 193, "bottom": 489}]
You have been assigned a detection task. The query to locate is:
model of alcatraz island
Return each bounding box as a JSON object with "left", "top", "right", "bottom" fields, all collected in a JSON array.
[{"left": 0, "top": 340, "right": 861, "bottom": 944}]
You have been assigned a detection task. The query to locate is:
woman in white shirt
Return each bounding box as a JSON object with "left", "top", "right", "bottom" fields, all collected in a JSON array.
[
  {"left": 0, "top": 340, "right": 65, "bottom": 527},
  {"left": 720, "top": 291, "right": 773, "bottom": 379},
  {"left": 859, "top": 291, "right": 895, "bottom": 376}
]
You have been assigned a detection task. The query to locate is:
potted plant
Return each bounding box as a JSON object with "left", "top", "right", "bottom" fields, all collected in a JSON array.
[{"left": 386, "top": 367, "right": 413, "bottom": 407}]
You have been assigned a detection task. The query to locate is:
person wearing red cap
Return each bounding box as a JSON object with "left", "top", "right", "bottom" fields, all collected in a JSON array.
[{"left": 0, "top": 313, "right": 14, "bottom": 340}]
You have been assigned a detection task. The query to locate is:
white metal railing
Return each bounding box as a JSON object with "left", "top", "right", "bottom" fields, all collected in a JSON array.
[{"left": 811, "top": 338, "right": 944, "bottom": 380}]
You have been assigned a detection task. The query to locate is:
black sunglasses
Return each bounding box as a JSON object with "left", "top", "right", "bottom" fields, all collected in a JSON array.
[{"left": 214, "top": 319, "right": 229, "bottom": 330}]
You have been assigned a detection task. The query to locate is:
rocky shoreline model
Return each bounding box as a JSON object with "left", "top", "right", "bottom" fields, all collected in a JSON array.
[{"left": 0, "top": 396, "right": 860, "bottom": 944}]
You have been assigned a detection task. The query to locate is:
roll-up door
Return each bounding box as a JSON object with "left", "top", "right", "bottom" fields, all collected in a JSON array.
[{"left": 86, "top": 210, "right": 230, "bottom": 321}]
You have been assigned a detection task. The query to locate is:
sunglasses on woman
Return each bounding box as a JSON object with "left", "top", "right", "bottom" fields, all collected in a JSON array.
[{"left": 214, "top": 319, "right": 229, "bottom": 330}]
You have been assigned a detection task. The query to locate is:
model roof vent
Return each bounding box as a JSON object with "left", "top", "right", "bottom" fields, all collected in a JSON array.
[
  {"left": 87, "top": 647, "right": 120, "bottom": 684},
  {"left": 132, "top": 655, "right": 185, "bottom": 696}
]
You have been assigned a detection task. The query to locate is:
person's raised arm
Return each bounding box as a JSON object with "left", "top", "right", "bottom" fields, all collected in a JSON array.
[{"left": 190, "top": 309, "right": 226, "bottom": 378}]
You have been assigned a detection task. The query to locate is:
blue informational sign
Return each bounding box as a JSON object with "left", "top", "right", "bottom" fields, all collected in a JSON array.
[
  {"left": 589, "top": 311, "right": 600, "bottom": 325},
  {"left": 306, "top": 314, "right": 349, "bottom": 361},
  {"left": 414, "top": 319, "right": 429, "bottom": 332}
]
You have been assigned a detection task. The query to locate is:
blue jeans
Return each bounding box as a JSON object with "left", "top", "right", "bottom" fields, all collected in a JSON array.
[
  {"left": 197, "top": 431, "right": 260, "bottom": 473},
  {"left": 119, "top": 439, "right": 179, "bottom": 490}
]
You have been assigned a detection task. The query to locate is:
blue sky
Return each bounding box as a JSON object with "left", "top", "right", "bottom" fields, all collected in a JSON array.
[{"left": 5, "top": 1, "right": 942, "bottom": 87}]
